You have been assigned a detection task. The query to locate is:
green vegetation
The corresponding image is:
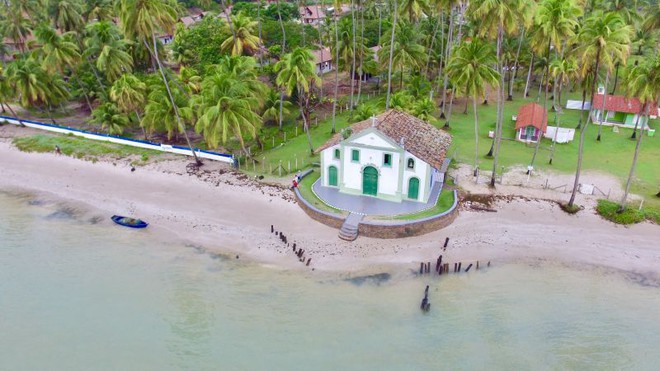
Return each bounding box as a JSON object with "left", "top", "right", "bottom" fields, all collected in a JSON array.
[
  {"left": 596, "top": 199, "right": 659, "bottom": 225},
  {"left": 12, "top": 134, "right": 161, "bottom": 163}
]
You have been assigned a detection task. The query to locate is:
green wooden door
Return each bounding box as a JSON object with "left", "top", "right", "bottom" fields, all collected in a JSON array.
[
  {"left": 408, "top": 177, "right": 419, "bottom": 200},
  {"left": 328, "top": 166, "right": 338, "bottom": 186},
  {"left": 362, "top": 166, "right": 378, "bottom": 196}
]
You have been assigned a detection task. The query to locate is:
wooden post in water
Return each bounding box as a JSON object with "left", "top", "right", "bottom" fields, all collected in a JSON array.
[
  {"left": 443, "top": 237, "right": 449, "bottom": 248},
  {"left": 453, "top": 263, "right": 457, "bottom": 273},
  {"left": 465, "top": 263, "right": 473, "bottom": 272},
  {"left": 457, "top": 262, "right": 462, "bottom": 272},
  {"left": 476, "top": 261, "right": 479, "bottom": 270},
  {"left": 420, "top": 263, "right": 424, "bottom": 274}
]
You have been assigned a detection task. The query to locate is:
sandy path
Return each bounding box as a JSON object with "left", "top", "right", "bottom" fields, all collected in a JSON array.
[{"left": 0, "top": 133, "right": 657, "bottom": 279}]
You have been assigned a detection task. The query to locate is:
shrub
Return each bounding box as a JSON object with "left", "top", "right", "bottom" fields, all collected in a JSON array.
[{"left": 596, "top": 199, "right": 647, "bottom": 225}]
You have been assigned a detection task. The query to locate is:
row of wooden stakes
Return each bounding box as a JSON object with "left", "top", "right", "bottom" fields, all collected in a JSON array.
[
  {"left": 419, "top": 255, "right": 490, "bottom": 275},
  {"left": 271, "top": 225, "right": 312, "bottom": 266}
]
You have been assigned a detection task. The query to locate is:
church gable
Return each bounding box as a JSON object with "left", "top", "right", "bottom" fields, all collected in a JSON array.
[{"left": 346, "top": 128, "right": 401, "bottom": 151}]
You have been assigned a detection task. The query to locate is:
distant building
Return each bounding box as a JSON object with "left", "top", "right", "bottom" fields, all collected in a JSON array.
[
  {"left": 312, "top": 47, "right": 333, "bottom": 75},
  {"left": 300, "top": 5, "right": 325, "bottom": 25},
  {"left": 316, "top": 110, "right": 451, "bottom": 203},
  {"left": 593, "top": 88, "right": 659, "bottom": 131},
  {"left": 515, "top": 103, "right": 548, "bottom": 143}
]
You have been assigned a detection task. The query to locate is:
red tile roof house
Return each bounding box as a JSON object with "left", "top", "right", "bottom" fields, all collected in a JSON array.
[
  {"left": 515, "top": 103, "right": 548, "bottom": 143},
  {"left": 592, "top": 90, "right": 659, "bottom": 132}
]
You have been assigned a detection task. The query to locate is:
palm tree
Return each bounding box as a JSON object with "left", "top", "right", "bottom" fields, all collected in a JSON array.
[
  {"left": 469, "top": 0, "right": 532, "bottom": 187},
  {"left": 642, "top": 2, "right": 660, "bottom": 32},
  {"left": 378, "top": 21, "right": 426, "bottom": 91},
  {"left": 84, "top": 0, "right": 114, "bottom": 22},
  {"left": 142, "top": 80, "right": 194, "bottom": 141},
  {"left": 385, "top": 0, "right": 398, "bottom": 110},
  {"left": 84, "top": 20, "right": 132, "bottom": 87},
  {"left": 119, "top": 0, "right": 201, "bottom": 165},
  {"left": 412, "top": 98, "right": 436, "bottom": 121},
  {"left": 32, "top": 24, "right": 81, "bottom": 74},
  {"left": 618, "top": 53, "right": 659, "bottom": 212},
  {"left": 90, "top": 102, "right": 130, "bottom": 135},
  {"left": 5, "top": 58, "right": 50, "bottom": 109},
  {"left": 48, "top": 0, "right": 85, "bottom": 33},
  {"left": 331, "top": 0, "right": 341, "bottom": 133},
  {"left": 275, "top": 47, "right": 321, "bottom": 155},
  {"left": 262, "top": 88, "right": 292, "bottom": 126},
  {"left": 399, "top": 0, "right": 430, "bottom": 23},
  {"left": 447, "top": 39, "right": 500, "bottom": 175},
  {"left": 567, "top": 12, "right": 632, "bottom": 207},
  {"left": 194, "top": 70, "right": 265, "bottom": 154},
  {"left": 109, "top": 73, "right": 146, "bottom": 130},
  {"left": 528, "top": 0, "right": 580, "bottom": 169},
  {"left": 0, "top": 66, "right": 27, "bottom": 126},
  {"left": 1, "top": 8, "right": 32, "bottom": 53},
  {"left": 220, "top": 13, "right": 261, "bottom": 56}
]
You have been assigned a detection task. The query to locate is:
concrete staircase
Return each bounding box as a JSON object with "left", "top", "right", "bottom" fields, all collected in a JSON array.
[{"left": 339, "top": 213, "right": 364, "bottom": 241}]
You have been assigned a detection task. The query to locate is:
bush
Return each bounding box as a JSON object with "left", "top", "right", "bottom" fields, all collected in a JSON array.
[
  {"left": 596, "top": 199, "right": 649, "bottom": 225},
  {"left": 560, "top": 203, "right": 581, "bottom": 214}
]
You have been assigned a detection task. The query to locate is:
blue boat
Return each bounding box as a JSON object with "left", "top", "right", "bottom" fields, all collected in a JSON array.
[{"left": 111, "top": 215, "right": 149, "bottom": 229}]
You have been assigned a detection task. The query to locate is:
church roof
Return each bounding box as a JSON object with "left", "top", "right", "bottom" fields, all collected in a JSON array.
[{"left": 316, "top": 110, "right": 452, "bottom": 170}]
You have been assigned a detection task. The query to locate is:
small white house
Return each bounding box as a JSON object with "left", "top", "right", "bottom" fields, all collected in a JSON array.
[
  {"left": 316, "top": 110, "right": 452, "bottom": 203},
  {"left": 312, "top": 48, "right": 333, "bottom": 75}
]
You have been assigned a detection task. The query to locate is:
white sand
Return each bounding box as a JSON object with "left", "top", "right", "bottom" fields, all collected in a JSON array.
[{"left": 0, "top": 127, "right": 658, "bottom": 278}]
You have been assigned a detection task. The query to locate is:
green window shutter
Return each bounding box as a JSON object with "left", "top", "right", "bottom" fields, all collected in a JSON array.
[
  {"left": 352, "top": 149, "right": 359, "bottom": 162},
  {"left": 334, "top": 149, "right": 340, "bottom": 159}
]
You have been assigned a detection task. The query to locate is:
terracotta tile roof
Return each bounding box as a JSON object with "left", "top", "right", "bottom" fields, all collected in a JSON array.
[
  {"left": 316, "top": 110, "right": 452, "bottom": 170},
  {"left": 593, "top": 94, "right": 659, "bottom": 116},
  {"left": 515, "top": 103, "right": 548, "bottom": 132},
  {"left": 179, "top": 16, "right": 196, "bottom": 27},
  {"left": 311, "top": 47, "right": 332, "bottom": 64}
]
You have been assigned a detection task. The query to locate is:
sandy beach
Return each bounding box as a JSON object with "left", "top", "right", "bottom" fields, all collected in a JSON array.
[{"left": 0, "top": 126, "right": 658, "bottom": 280}]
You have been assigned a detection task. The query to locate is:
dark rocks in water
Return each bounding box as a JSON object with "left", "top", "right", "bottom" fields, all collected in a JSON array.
[
  {"left": 87, "top": 216, "right": 103, "bottom": 224},
  {"left": 345, "top": 272, "right": 391, "bottom": 286},
  {"left": 45, "top": 207, "right": 78, "bottom": 220}
]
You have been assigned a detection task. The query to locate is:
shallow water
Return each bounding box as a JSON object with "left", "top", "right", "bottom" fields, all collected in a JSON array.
[{"left": 1, "top": 191, "right": 659, "bottom": 370}]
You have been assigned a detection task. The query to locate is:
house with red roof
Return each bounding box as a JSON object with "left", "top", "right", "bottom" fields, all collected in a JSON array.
[
  {"left": 593, "top": 88, "right": 658, "bottom": 131},
  {"left": 515, "top": 103, "right": 548, "bottom": 143},
  {"left": 311, "top": 47, "right": 333, "bottom": 75}
]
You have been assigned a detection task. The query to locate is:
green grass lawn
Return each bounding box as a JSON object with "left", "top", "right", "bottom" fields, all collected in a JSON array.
[
  {"left": 13, "top": 134, "right": 162, "bottom": 164},
  {"left": 253, "top": 90, "right": 659, "bottom": 211},
  {"left": 596, "top": 199, "right": 659, "bottom": 225}
]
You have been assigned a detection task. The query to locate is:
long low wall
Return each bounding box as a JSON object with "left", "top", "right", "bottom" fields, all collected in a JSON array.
[
  {"left": 0, "top": 115, "right": 234, "bottom": 164},
  {"left": 358, "top": 192, "right": 459, "bottom": 238},
  {"left": 294, "top": 170, "right": 459, "bottom": 239}
]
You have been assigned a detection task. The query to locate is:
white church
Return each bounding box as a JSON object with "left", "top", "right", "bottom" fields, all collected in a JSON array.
[{"left": 316, "top": 110, "right": 452, "bottom": 203}]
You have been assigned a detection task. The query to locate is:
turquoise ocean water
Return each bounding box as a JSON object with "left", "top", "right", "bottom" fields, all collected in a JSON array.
[{"left": 1, "top": 191, "right": 659, "bottom": 370}]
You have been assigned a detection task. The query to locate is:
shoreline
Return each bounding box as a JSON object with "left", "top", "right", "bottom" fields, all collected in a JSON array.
[{"left": 0, "top": 131, "right": 658, "bottom": 279}]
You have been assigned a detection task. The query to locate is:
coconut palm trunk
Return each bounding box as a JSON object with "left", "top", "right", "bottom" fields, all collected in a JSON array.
[
  {"left": 277, "top": 0, "right": 286, "bottom": 130},
  {"left": 549, "top": 71, "right": 564, "bottom": 165},
  {"left": 439, "top": 7, "right": 455, "bottom": 117},
  {"left": 146, "top": 34, "right": 201, "bottom": 165},
  {"left": 299, "top": 84, "right": 314, "bottom": 155},
  {"left": 529, "top": 39, "right": 552, "bottom": 171},
  {"left": 489, "top": 26, "right": 506, "bottom": 187},
  {"left": 349, "top": 0, "right": 357, "bottom": 118},
  {"left": 332, "top": 8, "right": 340, "bottom": 134},
  {"left": 356, "top": 1, "right": 365, "bottom": 106},
  {"left": 385, "top": 0, "right": 398, "bottom": 110},
  {"left": 508, "top": 27, "right": 524, "bottom": 100},
  {"left": 568, "top": 48, "right": 602, "bottom": 207},
  {"left": 523, "top": 53, "right": 534, "bottom": 97},
  {"left": 596, "top": 69, "right": 610, "bottom": 141},
  {"left": 618, "top": 104, "right": 646, "bottom": 212},
  {"left": 472, "top": 94, "right": 480, "bottom": 178}
]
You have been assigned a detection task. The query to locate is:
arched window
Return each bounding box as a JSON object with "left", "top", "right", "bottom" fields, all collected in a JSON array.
[{"left": 407, "top": 158, "right": 415, "bottom": 169}]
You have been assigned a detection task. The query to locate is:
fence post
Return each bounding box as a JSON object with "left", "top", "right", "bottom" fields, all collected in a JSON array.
[
  {"left": 295, "top": 155, "right": 298, "bottom": 170},
  {"left": 262, "top": 157, "right": 265, "bottom": 173},
  {"left": 278, "top": 160, "right": 282, "bottom": 177},
  {"left": 288, "top": 160, "right": 291, "bottom": 173},
  {"left": 272, "top": 137, "right": 275, "bottom": 147},
  {"left": 252, "top": 159, "right": 256, "bottom": 172}
]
